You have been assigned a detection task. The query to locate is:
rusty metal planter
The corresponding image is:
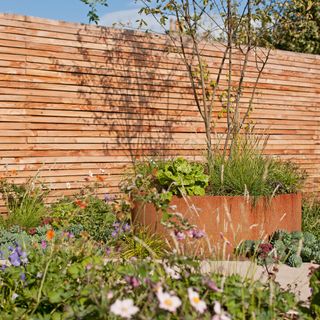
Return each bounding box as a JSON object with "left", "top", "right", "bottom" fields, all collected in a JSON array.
[{"left": 132, "top": 193, "right": 302, "bottom": 256}]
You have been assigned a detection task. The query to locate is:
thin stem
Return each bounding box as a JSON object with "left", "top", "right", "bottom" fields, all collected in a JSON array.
[{"left": 31, "top": 242, "right": 54, "bottom": 315}]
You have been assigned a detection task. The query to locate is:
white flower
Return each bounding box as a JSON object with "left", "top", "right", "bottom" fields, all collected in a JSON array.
[
  {"left": 88, "top": 171, "right": 93, "bottom": 177},
  {"left": 188, "top": 288, "right": 207, "bottom": 314},
  {"left": 212, "top": 301, "right": 231, "bottom": 320},
  {"left": 66, "top": 182, "right": 71, "bottom": 189},
  {"left": 107, "top": 291, "right": 114, "bottom": 300},
  {"left": 110, "top": 298, "right": 139, "bottom": 319},
  {"left": 157, "top": 287, "right": 182, "bottom": 313},
  {"left": 164, "top": 265, "right": 181, "bottom": 279},
  {"left": 12, "top": 293, "right": 19, "bottom": 300}
]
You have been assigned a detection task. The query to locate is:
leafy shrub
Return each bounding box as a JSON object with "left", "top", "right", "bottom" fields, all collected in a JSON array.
[
  {"left": 267, "top": 160, "right": 305, "bottom": 194},
  {"left": 302, "top": 200, "right": 320, "bottom": 240},
  {"left": 0, "top": 235, "right": 305, "bottom": 319},
  {"left": 71, "top": 196, "right": 116, "bottom": 242},
  {"left": 49, "top": 196, "right": 78, "bottom": 226},
  {"left": 51, "top": 195, "right": 116, "bottom": 242},
  {"left": 156, "top": 157, "right": 209, "bottom": 196},
  {"left": 122, "top": 158, "right": 207, "bottom": 231},
  {"left": 0, "top": 178, "right": 48, "bottom": 229}
]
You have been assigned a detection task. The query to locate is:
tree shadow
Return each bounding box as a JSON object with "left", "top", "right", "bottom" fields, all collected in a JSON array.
[{"left": 48, "top": 25, "right": 200, "bottom": 193}]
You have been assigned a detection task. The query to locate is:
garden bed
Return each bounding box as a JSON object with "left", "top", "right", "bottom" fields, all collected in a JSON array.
[{"left": 133, "top": 193, "right": 302, "bottom": 255}]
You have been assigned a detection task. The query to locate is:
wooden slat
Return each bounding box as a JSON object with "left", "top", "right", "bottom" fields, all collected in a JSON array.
[{"left": 0, "top": 12, "right": 319, "bottom": 211}]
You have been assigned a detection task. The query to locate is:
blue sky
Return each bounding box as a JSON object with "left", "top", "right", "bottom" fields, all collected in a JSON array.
[
  {"left": 0, "top": 0, "right": 140, "bottom": 24},
  {"left": 0, "top": 0, "right": 164, "bottom": 32}
]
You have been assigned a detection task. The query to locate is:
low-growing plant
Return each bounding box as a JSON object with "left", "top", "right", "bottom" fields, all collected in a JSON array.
[
  {"left": 51, "top": 195, "right": 117, "bottom": 243},
  {"left": 119, "top": 227, "right": 168, "bottom": 259},
  {"left": 0, "top": 178, "right": 49, "bottom": 229},
  {"left": 237, "top": 230, "right": 320, "bottom": 268},
  {"left": 309, "top": 266, "right": 320, "bottom": 318},
  {"left": 0, "top": 234, "right": 307, "bottom": 319}
]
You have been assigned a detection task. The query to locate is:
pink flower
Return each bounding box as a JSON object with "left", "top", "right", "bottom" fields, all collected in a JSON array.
[
  {"left": 174, "top": 230, "right": 186, "bottom": 241},
  {"left": 41, "top": 240, "right": 47, "bottom": 249}
]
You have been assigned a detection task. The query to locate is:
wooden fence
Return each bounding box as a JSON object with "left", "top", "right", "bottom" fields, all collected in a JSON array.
[{"left": 0, "top": 13, "right": 319, "bottom": 208}]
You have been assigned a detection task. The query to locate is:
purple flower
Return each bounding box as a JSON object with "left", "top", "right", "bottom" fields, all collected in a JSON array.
[
  {"left": 20, "top": 251, "right": 28, "bottom": 264},
  {"left": 122, "top": 223, "right": 131, "bottom": 233},
  {"left": 205, "top": 279, "right": 221, "bottom": 292},
  {"left": 125, "top": 276, "right": 140, "bottom": 288},
  {"left": 111, "top": 230, "right": 119, "bottom": 238},
  {"left": 174, "top": 230, "right": 186, "bottom": 241},
  {"left": 0, "top": 250, "right": 3, "bottom": 259},
  {"left": 113, "top": 222, "right": 121, "bottom": 229},
  {"left": 67, "top": 232, "right": 74, "bottom": 239},
  {"left": 41, "top": 240, "right": 47, "bottom": 249},
  {"left": 9, "top": 246, "right": 28, "bottom": 267},
  {"left": 259, "top": 243, "right": 273, "bottom": 254},
  {"left": 192, "top": 229, "right": 206, "bottom": 239},
  {"left": 104, "top": 193, "right": 115, "bottom": 202},
  {"left": 20, "top": 273, "right": 26, "bottom": 281},
  {"left": 9, "top": 251, "right": 21, "bottom": 267},
  {"left": 1, "top": 264, "right": 7, "bottom": 271},
  {"left": 105, "top": 247, "right": 111, "bottom": 256},
  {"left": 15, "top": 246, "right": 23, "bottom": 256},
  {"left": 85, "top": 264, "right": 93, "bottom": 271}
]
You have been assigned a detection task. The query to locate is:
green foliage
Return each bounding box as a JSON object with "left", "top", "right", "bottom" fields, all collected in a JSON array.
[
  {"left": 50, "top": 196, "right": 77, "bottom": 224},
  {"left": 72, "top": 195, "right": 116, "bottom": 242},
  {"left": 80, "top": 0, "right": 108, "bottom": 24},
  {"left": 271, "top": 0, "right": 320, "bottom": 54},
  {"left": 287, "top": 254, "right": 303, "bottom": 268},
  {"left": 0, "top": 179, "right": 48, "bottom": 229},
  {"left": 0, "top": 226, "right": 31, "bottom": 256},
  {"left": 208, "top": 137, "right": 305, "bottom": 197},
  {"left": 273, "top": 240, "right": 287, "bottom": 261},
  {"left": 51, "top": 195, "right": 116, "bottom": 242},
  {"left": 0, "top": 234, "right": 306, "bottom": 319},
  {"left": 122, "top": 158, "right": 206, "bottom": 230},
  {"left": 267, "top": 161, "right": 306, "bottom": 195},
  {"left": 302, "top": 200, "right": 320, "bottom": 240},
  {"left": 310, "top": 267, "right": 320, "bottom": 318},
  {"left": 237, "top": 229, "right": 320, "bottom": 267},
  {"left": 120, "top": 228, "right": 168, "bottom": 259},
  {"left": 156, "top": 157, "right": 209, "bottom": 196}
]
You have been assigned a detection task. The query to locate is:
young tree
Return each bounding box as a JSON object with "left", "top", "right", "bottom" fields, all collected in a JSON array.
[
  {"left": 80, "top": 0, "right": 290, "bottom": 164},
  {"left": 137, "top": 0, "right": 282, "bottom": 162}
]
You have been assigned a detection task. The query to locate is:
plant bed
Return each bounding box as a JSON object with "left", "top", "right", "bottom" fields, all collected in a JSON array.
[{"left": 132, "top": 193, "right": 302, "bottom": 256}]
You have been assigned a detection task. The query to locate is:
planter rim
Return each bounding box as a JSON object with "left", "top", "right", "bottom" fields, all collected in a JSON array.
[{"left": 162, "top": 192, "right": 302, "bottom": 200}]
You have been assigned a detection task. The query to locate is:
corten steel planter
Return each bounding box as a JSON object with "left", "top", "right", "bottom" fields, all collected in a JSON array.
[{"left": 132, "top": 193, "right": 302, "bottom": 256}]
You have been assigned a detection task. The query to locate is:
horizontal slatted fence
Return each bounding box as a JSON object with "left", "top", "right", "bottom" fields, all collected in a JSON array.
[{"left": 0, "top": 13, "right": 319, "bottom": 210}]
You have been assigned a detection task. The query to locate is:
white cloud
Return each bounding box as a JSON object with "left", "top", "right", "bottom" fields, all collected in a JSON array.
[
  {"left": 100, "top": 9, "right": 168, "bottom": 34},
  {"left": 100, "top": 8, "right": 223, "bottom": 38}
]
